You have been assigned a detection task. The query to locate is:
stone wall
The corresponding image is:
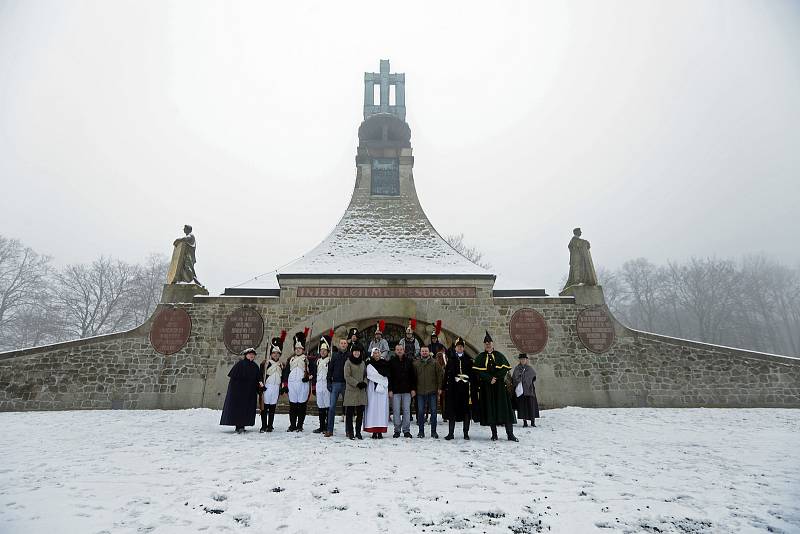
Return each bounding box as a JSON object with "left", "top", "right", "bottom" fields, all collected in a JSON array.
[{"left": 2, "top": 287, "right": 799, "bottom": 412}]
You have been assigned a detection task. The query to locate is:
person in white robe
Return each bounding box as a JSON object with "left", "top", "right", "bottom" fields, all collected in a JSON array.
[{"left": 364, "top": 347, "right": 391, "bottom": 439}]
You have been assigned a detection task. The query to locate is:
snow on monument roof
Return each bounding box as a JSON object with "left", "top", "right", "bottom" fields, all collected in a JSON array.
[{"left": 279, "top": 197, "right": 493, "bottom": 277}]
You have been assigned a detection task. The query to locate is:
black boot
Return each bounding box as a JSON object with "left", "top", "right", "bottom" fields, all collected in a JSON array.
[
  {"left": 445, "top": 420, "right": 456, "bottom": 440},
  {"left": 296, "top": 402, "right": 307, "bottom": 431},
  {"left": 490, "top": 424, "right": 498, "bottom": 441},
  {"left": 287, "top": 402, "right": 297, "bottom": 432},
  {"left": 260, "top": 409, "right": 269, "bottom": 432},
  {"left": 267, "top": 405, "right": 275, "bottom": 431},
  {"left": 506, "top": 423, "right": 519, "bottom": 442},
  {"left": 355, "top": 407, "right": 364, "bottom": 439},
  {"left": 463, "top": 419, "right": 471, "bottom": 440},
  {"left": 314, "top": 408, "right": 327, "bottom": 433}
]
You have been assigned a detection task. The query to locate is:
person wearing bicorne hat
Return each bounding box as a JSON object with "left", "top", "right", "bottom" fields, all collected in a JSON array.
[
  {"left": 313, "top": 332, "right": 333, "bottom": 433},
  {"left": 473, "top": 331, "right": 518, "bottom": 442},
  {"left": 259, "top": 335, "right": 285, "bottom": 432},
  {"left": 346, "top": 327, "right": 360, "bottom": 353},
  {"left": 511, "top": 353, "right": 540, "bottom": 428},
  {"left": 443, "top": 337, "right": 473, "bottom": 440},
  {"left": 282, "top": 330, "right": 312, "bottom": 432},
  {"left": 220, "top": 347, "right": 262, "bottom": 434}
]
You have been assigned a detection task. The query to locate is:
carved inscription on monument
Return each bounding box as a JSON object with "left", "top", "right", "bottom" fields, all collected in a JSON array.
[
  {"left": 576, "top": 307, "right": 615, "bottom": 354},
  {"left": 371, "top": 158, "right": 400, "bottom": 196},
  {"left": 223, "top": 307, "right": 264, "bottom": 354},
  {"left": 297, "top": 286, "right": 477, "bottom": 298},
  {"left": 509, "top": 308, "right": 548, "bottom": 354},
  {"left": 149, "top": 307, "right": 191, "bottom": 355}
]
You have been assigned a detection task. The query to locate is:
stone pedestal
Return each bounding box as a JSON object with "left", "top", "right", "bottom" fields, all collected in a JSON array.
[
  {"left": 160, "top": 283, "right": 208, "bottom": 304},
  {"left": 559, "top": 285, "right": 606, "bottom": 306}
]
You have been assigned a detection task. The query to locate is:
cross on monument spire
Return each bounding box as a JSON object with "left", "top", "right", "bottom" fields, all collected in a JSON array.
[{"left": 364, "top": 59, "right": 406, "bottom": 122}]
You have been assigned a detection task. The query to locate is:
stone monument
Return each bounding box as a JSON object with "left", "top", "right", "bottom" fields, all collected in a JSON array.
[{"left": 559, "top": 227, "right": 604, "bottom": 304}]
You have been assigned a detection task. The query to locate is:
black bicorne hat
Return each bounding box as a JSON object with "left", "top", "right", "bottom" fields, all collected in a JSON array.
[
  {"left": 483, "top": 330, "right": 493, "bottom": 343},
  {"left": 518, "top": 353, "right": 529, "bottom": 359},
  {"left": 347, "top": 327, "right": 359, "bottom": 338},
  {"left": 454, "top": 337, "right": 465, "bottom": 347}
]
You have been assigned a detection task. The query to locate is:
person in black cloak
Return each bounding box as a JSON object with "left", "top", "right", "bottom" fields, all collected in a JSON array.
[
  {"left": 220, "top": 347, "right": 262, "bottom": 433},
  {"left": 473, "top": 331, "right": 519, "bottom": 442},
  {"left": 443, "top": 337, "right": 474, "bottom": 441}
]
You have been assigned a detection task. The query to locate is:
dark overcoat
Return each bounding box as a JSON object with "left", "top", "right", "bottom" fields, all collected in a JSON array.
[
  {"left": 219, "top": 358, "right": 261, "bottom": 427},
  {"left": 443, "top": 352, "right": 476, "bottom": 422},
  {"left": 473, "top": 350, "right": 517, "bottom": 426}
]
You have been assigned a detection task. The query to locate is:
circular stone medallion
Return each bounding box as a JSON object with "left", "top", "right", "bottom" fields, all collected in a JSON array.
[
  {"left": 223, "top": 307, "right": 265, "bottom": 354},
  {"left": 149, "top": 307, "right": 192, "bottom": 355},
  {"left": 576, "top": 307, "right": 615, "bottom": 353},
  {"left": 508, "top": 308, "right": 549, "bottom": 354}
]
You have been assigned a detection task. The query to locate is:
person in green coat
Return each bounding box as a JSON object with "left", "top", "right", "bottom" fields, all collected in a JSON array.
[{"left": 473, "top": 331, "right": 518, "bottom": 442}]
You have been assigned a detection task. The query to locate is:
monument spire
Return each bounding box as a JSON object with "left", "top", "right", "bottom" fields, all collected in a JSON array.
[{"left": 277, "top": 60, "right": 492, "bottom": 281}]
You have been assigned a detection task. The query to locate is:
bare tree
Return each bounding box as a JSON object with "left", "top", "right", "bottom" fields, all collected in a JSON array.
[
  {"left": 51, "top": 257, "right": 140, "bottom": 339},
  {"left": 0, "top": 236, "right": 52, "bottom": 350},
  {"left": 129, "top": 253, "right": 169, "bottom": 324},
  {"left": 444, "top": 233, "right": 492, "bottom": 269},
  {"left": 620, "top": 258, "right": 667, "bottom": 332}
]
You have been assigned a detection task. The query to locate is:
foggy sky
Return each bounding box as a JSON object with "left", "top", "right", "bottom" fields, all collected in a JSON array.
[{"left": 1, "top": 1, "right": 799, "bottom": 295}]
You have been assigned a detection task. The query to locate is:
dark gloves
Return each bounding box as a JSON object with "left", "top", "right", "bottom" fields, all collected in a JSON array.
[
  {"left": 280, "top": 387, "right": 289, "bottom": 395},
  {"left": 357, "top": 382, "right": 367, "bottom": 390},
  {"left": 302, "top": 377, "right": 309, "bottom": 383},
  {"left": 327, "top": 382, "right": 333, "bottom": 392}
]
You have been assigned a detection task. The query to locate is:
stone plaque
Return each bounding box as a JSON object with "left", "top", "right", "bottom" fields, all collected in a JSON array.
[
  {"left": 371, "top": 158, "right": 400, "bottom": 196},
  {"left": 509, "top": 308, "right": 548, "bottom": 354},
  {"left": 149, "top": 307, "right": 191, "bottom": 355},
  {"left": 223, "top": 307, "right": 264, "bottom": 354},
  {"left": 297, "top": 286, "right": 477, "bottom": 298},
  {"left": 576, "top": 307, "right": 615, "bottom": 353}
]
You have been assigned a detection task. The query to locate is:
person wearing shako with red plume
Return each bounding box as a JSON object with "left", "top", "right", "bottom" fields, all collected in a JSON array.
[
  {"left": 259, "top": 332, "right": 285, "bottom": 432},
  {"left": 220, "top": 348, "right": 262, "bottom": 434},
  {"left": 473, "top": 331, "right": 518, "bottom": 442},
  {"left": 282, "top": 329, "right": 312, "bottom": 432},
  {"left": 397, "top": 318, "right": 420, "bottom": 358},
  {"left": 312, "top": 331, "right": 334, "bottom": 434},
  {"left": 368, "top": 320, "right": 390, "bottom": 360}
]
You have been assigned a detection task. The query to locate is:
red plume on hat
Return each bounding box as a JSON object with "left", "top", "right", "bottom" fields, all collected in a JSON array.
[
  {"left": 376, "top": 320, "right": 386, "bottom": 333},
  {"left": 328, "top": 328, "right": 334, "bottom": 339},
  {"left": 410, "top": 318, "right": 417, "bottom": 330},
  {"left": 279, "top": 330, "right": 287, "bottom": 344},
  {"left": 304, "top": 327, "right": 310, "bottom": 339},
  {"left": 434, "top": 320, "right": 442, "bottom": 336}
]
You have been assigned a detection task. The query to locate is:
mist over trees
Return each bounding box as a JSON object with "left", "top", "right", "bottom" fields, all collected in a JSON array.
[
  {"left": 0, "top": 235, "right": 168, "bottom": 352},
  {"left": 2, "top": 233, "right": 799, "bottom": 358},
  {"left": 601, "top": 257, "right": 800, "bottom": 357}
]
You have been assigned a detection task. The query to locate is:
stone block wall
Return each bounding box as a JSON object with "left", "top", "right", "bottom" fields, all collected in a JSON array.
[{"left": 1, "top": 289, "right": 798, "bottom": 412}]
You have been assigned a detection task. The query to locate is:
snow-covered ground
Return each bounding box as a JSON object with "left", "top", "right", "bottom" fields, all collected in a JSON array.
[{"left": 1, "top": 408, "right": 798, "bottom": 534}]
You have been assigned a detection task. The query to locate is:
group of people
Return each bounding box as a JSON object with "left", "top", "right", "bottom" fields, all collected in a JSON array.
[{"left": 220, "top": 321, "right": 540, "bottom": 442}]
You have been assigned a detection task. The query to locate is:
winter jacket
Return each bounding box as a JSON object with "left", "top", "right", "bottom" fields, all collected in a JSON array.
[
  {"left": 511, "top": 363, "right": 537, "bottom": 396},
  {"left": 388, "top": 355, "right": 417, "bottom": 394},
  {"left": 327, "top": 351, "right": 348, "bottom": 384},
  {"left": 413, "top": 357, "right": 443, "bottom": 395},
  {"left": 343, "top": 356, "right": 367, "bottom": 406}
]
